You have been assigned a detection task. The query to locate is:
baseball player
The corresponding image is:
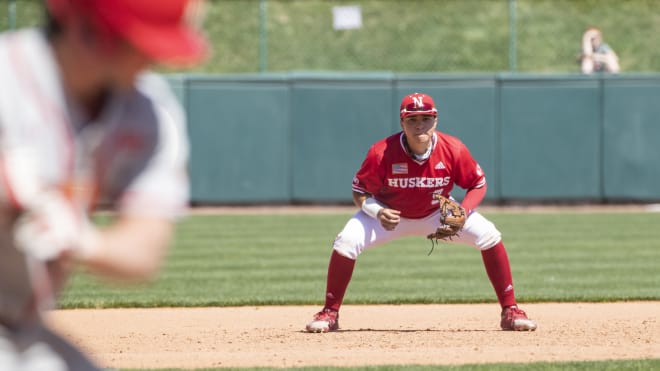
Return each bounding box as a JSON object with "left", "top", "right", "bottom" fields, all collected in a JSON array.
[
  {"left": 0, "top": 0, "right": 207, "bottom": 370},
  {"left": 306, "top": 93, "right": 537, "bottom": 333}
]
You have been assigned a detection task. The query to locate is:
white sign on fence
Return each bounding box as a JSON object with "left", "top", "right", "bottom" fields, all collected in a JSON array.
[{"left": 332, "top": 6, "right": 363, "bottom": 30}]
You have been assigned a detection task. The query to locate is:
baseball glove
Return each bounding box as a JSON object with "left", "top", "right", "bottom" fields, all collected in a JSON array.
[{"left": 426, "top": 194, "right": 467, "bottom": 241}]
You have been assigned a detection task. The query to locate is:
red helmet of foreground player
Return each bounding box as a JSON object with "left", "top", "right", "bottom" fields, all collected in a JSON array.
[
  {"left": 46, "top": 0, "right": 208, "bottom": 66},
  {"left": 400, "top": 93, "right": 438, "bottom": 119}
]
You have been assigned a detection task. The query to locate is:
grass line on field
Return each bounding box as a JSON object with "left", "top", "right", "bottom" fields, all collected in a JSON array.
[{"left": 59, "top": 212, "right": 660, "bottom": 308}]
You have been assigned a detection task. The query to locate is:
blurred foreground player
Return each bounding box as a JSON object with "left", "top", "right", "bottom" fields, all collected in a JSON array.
[{"left": 0, "top": 0, "right": 207, "bottom": 369}]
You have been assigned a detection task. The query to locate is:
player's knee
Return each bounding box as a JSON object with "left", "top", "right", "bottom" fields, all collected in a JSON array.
[
  {"left": 332, "top": 233, "right": 362, "bottom": 260},
  {"left": 474, "top": 224, "right": 502, "bottom": 251}
]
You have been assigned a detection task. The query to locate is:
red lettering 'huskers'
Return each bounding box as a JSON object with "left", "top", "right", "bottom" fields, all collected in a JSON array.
[{"left": 352, "top": 131, "right": 485, "bottom": 219}]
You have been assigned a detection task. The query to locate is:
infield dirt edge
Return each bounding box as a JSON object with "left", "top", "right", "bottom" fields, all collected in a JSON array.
[{"left": 46, "top": 301, "right": 660, "bottom": 369}]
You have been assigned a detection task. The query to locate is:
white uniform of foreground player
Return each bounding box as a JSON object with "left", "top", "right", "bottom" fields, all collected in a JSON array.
[{"left": 0, "top": 0, "right": 208, "bottom": 369}]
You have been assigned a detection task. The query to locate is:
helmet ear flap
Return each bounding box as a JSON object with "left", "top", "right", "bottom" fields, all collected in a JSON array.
[
  {"left": 46, "top": 0, "right": 120, "bottom": 54},
  {"left": 46, "top": 0, "right": 72, "bottom": 21}
]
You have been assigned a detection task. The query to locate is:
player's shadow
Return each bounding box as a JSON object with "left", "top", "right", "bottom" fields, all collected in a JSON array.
[
  {"left": 302, "top": 328, "right": 491, "bottom": 333},
  {"left": 345, "top": 328, "right": 490, "bottom": 333}
]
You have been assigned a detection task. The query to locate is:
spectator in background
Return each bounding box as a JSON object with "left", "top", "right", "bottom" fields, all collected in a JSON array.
[{"left": 579, "top": 27, "right": 620, "bottom": 74}]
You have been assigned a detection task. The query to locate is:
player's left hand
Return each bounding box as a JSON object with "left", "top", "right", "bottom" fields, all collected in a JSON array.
[{"left": 427, "top": 194, "right": 466, "bottom": 240}]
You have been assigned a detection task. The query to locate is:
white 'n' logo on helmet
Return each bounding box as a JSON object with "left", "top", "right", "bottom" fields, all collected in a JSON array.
[{"left": 412, "top": 96, "right": 424, "bottom": 108}]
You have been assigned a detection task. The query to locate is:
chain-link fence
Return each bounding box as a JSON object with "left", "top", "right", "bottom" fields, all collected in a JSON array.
[{"left": 2, "top": 0, "right": 659, "bottom": 73}]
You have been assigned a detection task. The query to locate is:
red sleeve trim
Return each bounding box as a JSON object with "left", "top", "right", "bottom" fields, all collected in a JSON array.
[{"left": 351, "top": 185, "right": 368, "bottom": 194}]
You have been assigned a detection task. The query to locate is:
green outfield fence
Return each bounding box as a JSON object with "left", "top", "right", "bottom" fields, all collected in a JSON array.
[
  {"left": 2, "top": 0, "right": 660, "bottom": 73},
  {"left": 170, "top": 72, "right": 660, "bottom": 205}
]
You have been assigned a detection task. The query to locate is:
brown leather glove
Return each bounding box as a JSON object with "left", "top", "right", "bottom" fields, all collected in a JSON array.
[{"left": 426, "top": 194, "right": 466, "bottom": 240}]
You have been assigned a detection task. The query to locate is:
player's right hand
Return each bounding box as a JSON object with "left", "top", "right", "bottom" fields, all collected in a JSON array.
[
  {"left": 13, "top": 191, "right": 98, "bottom": 261},
  {"left": 378, "top": 208, "right": 401, "bottom": 231}
]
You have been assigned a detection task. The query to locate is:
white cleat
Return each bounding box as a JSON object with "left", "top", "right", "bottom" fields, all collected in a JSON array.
[{"left": 305, "top": 309, "right": 339, "bottom": 333}]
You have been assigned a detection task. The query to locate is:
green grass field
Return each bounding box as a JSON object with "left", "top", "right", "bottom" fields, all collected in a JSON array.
[
  {"left": 58, "top": 210, "right": 660, "bottom": 371},
  {"left": 61, "top": 211, "right": 660, "bottom": 308}
]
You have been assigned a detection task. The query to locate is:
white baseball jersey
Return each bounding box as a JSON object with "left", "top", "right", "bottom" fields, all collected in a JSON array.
[{"left": 0, "top": 29, "right": 190, "bottom": 323}]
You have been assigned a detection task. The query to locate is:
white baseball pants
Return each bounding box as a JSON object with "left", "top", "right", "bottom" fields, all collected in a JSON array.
[{"left": 333, "top": 208, "right": 502, "bottom": 260}]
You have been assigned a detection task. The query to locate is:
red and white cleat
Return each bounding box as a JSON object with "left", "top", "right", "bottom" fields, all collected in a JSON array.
[
  {"left": 501, "top": 305, "right": 537, "bottom": 331},
  {"left": 305, "top": 308, "right": 339, "bottom": 333}
]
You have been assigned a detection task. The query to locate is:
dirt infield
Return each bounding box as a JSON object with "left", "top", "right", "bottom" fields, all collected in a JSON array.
[{"left": 45, "top": 302, "right": 660, "bottom": 369}]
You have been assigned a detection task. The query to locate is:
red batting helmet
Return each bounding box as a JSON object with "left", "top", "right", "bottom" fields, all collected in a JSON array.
[
  {"left": 400, "top": 93, "right": 438, "bottom": 119},
  {"left": 46, "top": 0, "right": 208, "bottom": 66}
]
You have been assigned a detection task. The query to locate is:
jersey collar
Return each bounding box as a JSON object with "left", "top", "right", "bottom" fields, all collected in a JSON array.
[{"left": 400, "top": 131, "right": 437, "bottom": 164}]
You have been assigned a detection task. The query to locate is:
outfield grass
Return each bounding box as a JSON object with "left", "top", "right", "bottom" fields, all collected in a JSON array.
[{"left": 60, "top": 211, "right": 660, "bottom": 307}]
